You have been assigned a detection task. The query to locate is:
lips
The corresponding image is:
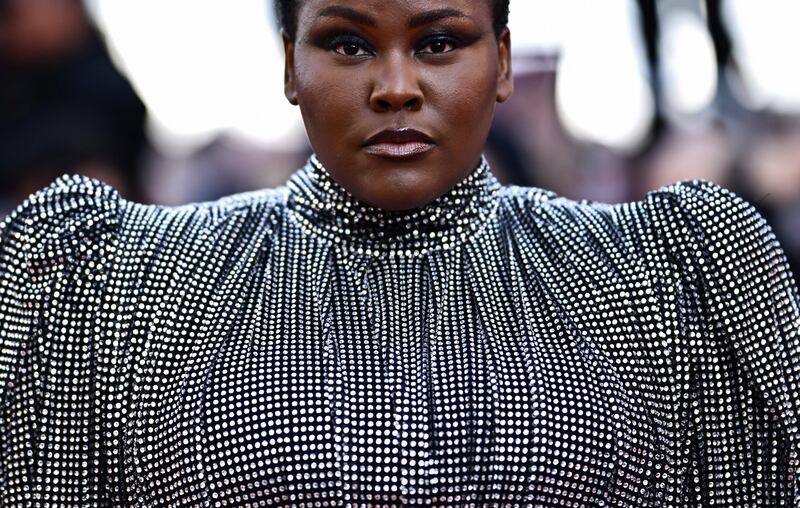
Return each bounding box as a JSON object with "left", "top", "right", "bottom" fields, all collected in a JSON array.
[{"left": 363, "top": 128, "right": 435, "bottom": 159}]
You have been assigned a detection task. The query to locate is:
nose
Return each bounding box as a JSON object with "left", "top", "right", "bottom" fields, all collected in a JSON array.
[{"left": 369, "top": 52, "right": 424, "bottom": 113}]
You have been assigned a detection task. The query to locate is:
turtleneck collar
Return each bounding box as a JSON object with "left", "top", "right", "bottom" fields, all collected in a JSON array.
[{"left": 285, "top": 154, "right": 501, "bottom": 256}]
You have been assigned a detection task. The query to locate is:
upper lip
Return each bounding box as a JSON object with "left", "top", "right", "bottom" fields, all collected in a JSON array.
[{"left": 363, "top": 128, "right": 434, "bottom": 146}]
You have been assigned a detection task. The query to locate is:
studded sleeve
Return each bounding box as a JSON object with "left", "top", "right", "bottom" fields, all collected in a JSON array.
[
  {"left": 652, "top": 180, "right": 800, "bottom": 505},
  {"left": 0, "top": 184, "right": 38, "bottom": 504},
  {"left": 0, "top": 175, "right": 121, "bottom": 506}
]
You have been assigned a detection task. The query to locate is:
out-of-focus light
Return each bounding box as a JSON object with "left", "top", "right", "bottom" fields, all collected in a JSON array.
[
  {"left": 507, "top": 0, "right": 569, "bottom": 55},
  {"left": 660, "top": 9, "right": 717, "bottom": 116},
  {"left": 555, "top": 0, "right": 654, "bottom": 152},
  {"left": 88, "top": 0, "right": 305, "bottom": 154},
  {"left": 725, "top": 0, "right": 800, "bottom": 113}
]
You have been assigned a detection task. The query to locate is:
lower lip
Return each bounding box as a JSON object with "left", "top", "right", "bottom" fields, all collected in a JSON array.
[{"left": 363, "top": 141, "right": 434, "bottom": 159}]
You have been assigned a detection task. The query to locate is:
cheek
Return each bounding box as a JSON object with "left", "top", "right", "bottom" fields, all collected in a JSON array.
[
  {"left": 424, "top": 54, "right": 498, "bottom": 129},
  {"left": 294, "top": 55, "right": 366, "bottom": 135}
]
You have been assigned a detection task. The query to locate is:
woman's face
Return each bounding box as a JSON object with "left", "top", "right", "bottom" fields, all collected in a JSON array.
[{"left": 283, "top": 0, "right": 512, "bottom": 210}]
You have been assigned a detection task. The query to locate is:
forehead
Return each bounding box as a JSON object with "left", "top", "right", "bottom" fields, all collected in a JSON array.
[{"left": 296, "top": 0, "right": 491, "bottom": 23}]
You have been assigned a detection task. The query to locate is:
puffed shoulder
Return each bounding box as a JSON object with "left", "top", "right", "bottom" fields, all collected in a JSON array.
[
  {"left": 649, "top": 179, "right": 800, "bottom": 436},
  {"left": 0, "top": 175, "right": 124, "bottom": 503},
  {"left": 1, "top": 174, "right": 122, "bottom": 280},
  {"left": 644, "top": 179, "right": 795, "bottom": 298},
  {"left": 646, "top": 178, "right": 766, "bottom": 231},
  {"left": 645, "top": 176, "right": 797, "bottom": 312}
]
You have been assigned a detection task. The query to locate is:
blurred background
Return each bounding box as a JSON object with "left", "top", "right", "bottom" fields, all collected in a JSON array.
[{"left": 1, "top": 0, "right": 799, "bottom": 279}]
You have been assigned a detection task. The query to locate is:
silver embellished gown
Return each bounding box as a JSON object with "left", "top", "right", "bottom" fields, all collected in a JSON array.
[{"left": 0, "top": 156, "right": 798, "bottom": 507}]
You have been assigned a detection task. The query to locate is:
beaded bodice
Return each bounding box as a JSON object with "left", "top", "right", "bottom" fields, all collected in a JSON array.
[{"left": 0, "top": 169, "right": 798, "bottom": 507}]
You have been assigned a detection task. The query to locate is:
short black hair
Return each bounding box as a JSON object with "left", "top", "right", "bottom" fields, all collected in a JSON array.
[{"left": 275, "top": 1, "right": 510, "bottom": 41}]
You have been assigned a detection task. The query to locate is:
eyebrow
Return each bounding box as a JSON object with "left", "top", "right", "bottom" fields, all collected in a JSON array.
[
  {"left": 317, "top": 6, "right": 378, "bottom": 27},
  {"left": 407, "top": 8, "right": 469, "bottom": 28},
  {"left": 316, "top": 6, "right": 469, "bottom": 29}
]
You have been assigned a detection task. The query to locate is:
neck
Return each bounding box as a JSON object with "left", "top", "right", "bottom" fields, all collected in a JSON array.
[{"left": 285, "top": 154, "right": 502, "bottom": 257}]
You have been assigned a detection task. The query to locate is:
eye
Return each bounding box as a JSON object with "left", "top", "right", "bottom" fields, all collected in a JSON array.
[
  {"left": 326, "top": 35, "right": 372, "bottom": 57},
  {"left": 334, "top": 42, "right": 370, "bottom": 57},
  {"left": 417, "top": 36, "right": 460, "bottom": 55}
]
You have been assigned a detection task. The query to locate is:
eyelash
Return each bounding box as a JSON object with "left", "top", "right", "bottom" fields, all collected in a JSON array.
[
  {"left": 325, "top": 33, "right": 464, "bottom": 58},
  {"left": 326, "top": 34, "right": 372, "bottom": 57},
  {"left": 419, "top": 34, "right": 463, "bottom": 54}
]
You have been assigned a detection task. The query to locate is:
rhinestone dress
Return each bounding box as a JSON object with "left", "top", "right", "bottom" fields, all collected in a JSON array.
[{"left": 1, "top": 156, "right": 798, "bottom": 507}]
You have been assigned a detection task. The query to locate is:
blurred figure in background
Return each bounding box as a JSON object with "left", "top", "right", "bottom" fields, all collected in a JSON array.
[
  {"left": 733, "top": 119, "right": 800, "bottom": 281},
  {"left": 0, "top": 0, "right": 148, "bottom": 214}
]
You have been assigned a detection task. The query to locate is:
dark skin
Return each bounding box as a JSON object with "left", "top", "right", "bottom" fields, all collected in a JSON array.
[{"left": 283, "top": 0, "right": 513, "bottom": 210}]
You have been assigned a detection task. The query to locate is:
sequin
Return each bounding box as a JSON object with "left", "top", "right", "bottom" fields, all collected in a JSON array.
[{"left": 0, "top": 155, "right": 798, "bottom": 507}]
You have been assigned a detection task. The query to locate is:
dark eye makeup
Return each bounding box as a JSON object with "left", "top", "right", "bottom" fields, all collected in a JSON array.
[
  {"left": 312, "top": 28, "right": 476, "bottom": 59},
  {"left": 324, "top": 33, "right": 374, "bottom": 57},
  {"left": 417, "top": 33, "right": 466, "bottom": 54}
]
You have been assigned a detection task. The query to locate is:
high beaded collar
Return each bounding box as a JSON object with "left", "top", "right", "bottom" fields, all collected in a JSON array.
[{"left": 285, "top": 154, "right": 502, "bottom": 256}]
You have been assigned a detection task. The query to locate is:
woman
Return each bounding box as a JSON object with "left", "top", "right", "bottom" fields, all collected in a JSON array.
[{"left": 0, "top": 0, "right": 798, "bottom": 506}]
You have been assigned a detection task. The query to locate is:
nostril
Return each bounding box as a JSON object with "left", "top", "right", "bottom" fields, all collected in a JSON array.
[
  {"left": 375, "top": 98, "right": 392, "bottom": 111},
  {"left": 404, "top": 97, "right": 421, "bottom": 110},
  {"left": 369, "top": 87, "right": 424, "bottom": 112}
]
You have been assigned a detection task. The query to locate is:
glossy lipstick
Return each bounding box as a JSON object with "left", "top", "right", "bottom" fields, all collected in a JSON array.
[{"left": 363, "top": 128, "right": 434, "bottom": 159}]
